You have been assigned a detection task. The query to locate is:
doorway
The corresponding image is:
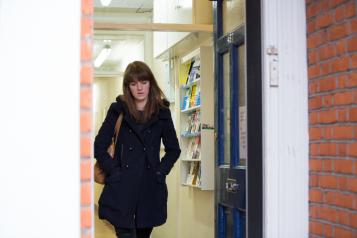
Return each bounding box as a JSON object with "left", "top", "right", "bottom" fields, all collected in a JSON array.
[{"left": 213, "top": 0, "right": 263, "bottom": 237}]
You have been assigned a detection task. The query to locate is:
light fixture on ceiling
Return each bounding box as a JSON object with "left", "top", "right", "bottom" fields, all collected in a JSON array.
[
  {"left": 94, "top": 44, "right": 112, "bottom": 68},
  {"left": 100, "top": 0, "right": 112, "bottom": 6}
]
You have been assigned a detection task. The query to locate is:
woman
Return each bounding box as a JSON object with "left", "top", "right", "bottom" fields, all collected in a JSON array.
[{"left": 94, "top": 61, "right": 181, "bottom": 238}]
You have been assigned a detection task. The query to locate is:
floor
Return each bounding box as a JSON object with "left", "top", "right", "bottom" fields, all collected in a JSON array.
[{"left": 94, "top": 206, "right": 117, "bottom": 238}]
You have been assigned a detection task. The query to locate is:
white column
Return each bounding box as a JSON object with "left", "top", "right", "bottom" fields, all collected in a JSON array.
[
  {"left": 0, "top": 1, "right": 80, "bottom": 237},
  {"left": 261, "top": 0, "right": 309, "bottom": 237}
]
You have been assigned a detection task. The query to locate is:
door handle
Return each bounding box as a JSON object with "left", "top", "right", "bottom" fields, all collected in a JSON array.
[{"left": 225, "top": 178, "right": 239, "bottom": 193}]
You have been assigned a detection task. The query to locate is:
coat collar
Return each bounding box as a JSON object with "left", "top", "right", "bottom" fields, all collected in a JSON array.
[{"left": 113, "top": 95, "right": 171, "bottom": 143}]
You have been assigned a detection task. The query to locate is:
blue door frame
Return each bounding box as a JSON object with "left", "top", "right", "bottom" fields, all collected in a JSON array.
[{"left": 213, "top": 0, "right": 262, "bottom": 237}]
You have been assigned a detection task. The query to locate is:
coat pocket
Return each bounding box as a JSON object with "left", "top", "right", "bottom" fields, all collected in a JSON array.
[
  {"left": 155, "top": 171, "right": 166, "bottom": 184},
  {"left": 105, "top": 170, "right": 122, "bottom": 184}
]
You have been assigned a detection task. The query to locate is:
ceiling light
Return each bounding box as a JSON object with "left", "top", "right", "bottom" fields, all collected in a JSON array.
[
  {"left": 100, "top": 0, "right": 112, "bottom": 6},
  {"left": 94, "top": 45, "right": 112, "bottom": 68}
]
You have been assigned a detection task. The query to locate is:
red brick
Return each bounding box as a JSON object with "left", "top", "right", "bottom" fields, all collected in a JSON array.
[
  {"left": 348, "top": 142, "right": 357, "bottom": 156},
  {"left": 345, "top": 1, "right": 356, "bottom": 19},
  {"left": 324, "top": 126, "right": 333, "bottom": 139},
  {"left": 81, "top": 64, "right": 93, "bottom": 84},
  {"left": 335, "top": 226, "right": 353, "bottom": 238},
  {"left": 347, "top": 36, "right": 357, "bottom": 52},
  {"left": 323, "top": 223, "right": 333, "bottom": 238},
  {"left": 337, "top": 109, "right": 348, "bottom": 122},
  {"left": 310, "top": 159, "right": 323, "bottom": 171},
  {"left": 335, "top": 5, "right": 346, "bottom": 22},
  {"left": 319, "top": 45, "right": 335, "bottom": 63},
  {"left": 334, "top": 159, "right": 354, "bottom": 174},
  {"left": 310, "top": 112, "right": 319, "bottom": 124},
  {"left": 310, "top": 174, "right": 319, "bottom": 187},
  {"left": 307, "top": 3, "right": 320, "bottom": 18},
  {"left": 349, "top": 108, "right": 357, "bottom": 121},
  {"left": 81, "top": 183, "right": 92, "bottom": 205},
  {"left": 308, "top": 50, "right": 318, "bottom": 64},
  {"left": 334, "top": 92, "right": 353, "bottom": 105},
  {"left": 338, "top": 176, "right": 349, "bottom": 190},
  {"left": 348, "top": 177, "right": 357, "bottom": 192},
  {"left": 335, "top": 192, "right": 354, "bottom": 209},
  {"left": 309, "top": 81, "right": 318, "bottom": 94},
  {"left": 338, "top": 143, "right": 348, "bottom": 155},
  {"left": 329, "top": 23, "right": 349, "bottom": 41},
  {"left": 81, "top": 208, "right": 92, "bottom": 228},
  {"left": 331, "top": 0, "right": 349, "bottom": 8},
  {"left": 81, "top": 17, "right": 93, "bottom": 39},
  {"left": 81, "top": 234, "right": 92, "bottom": 238},
  {"left": 337, "top": 75, "right": 347, "bottom": 88},
  {"left": 310, "top": 189, "right": 323, "bottom": 202},
  {"left": 80, "top": 160, "right": 92, "bottom": 181},
  {"left": 323, "top": 94, "right": 334, "bottom": 107},
  {"left": 316, "top": 12, "right": 333, "bottom": 29},
  {"left": 330, "top": 56, "right": 350, "bottom": 73},
  {"left": 325, "top": 191, "right": 336, "bottom": 205},
  {"left": 310, "top": 221, "right": 324, "bottom": 235},
  {"left": 336, "top": 39, "right": 346, "bottom": 55},
  {"left": 307, "top": 20, "right": 316, "bottom": 34},
  {"left": 351, "top": 18, "right": 357, "bottom": 33},
  {"left": 337, "top": 210, "right": 350, "bottom": 226},
  {"left": 309, "top": 64, "right": 320, "bottom": 78},
  {"left": 82, "top": 0, "right": 94, "bottom": 15},
  {"left": 352, "top": 54, "right": 357, "bottom": 68},
  {"left": 320, "top": 110, "right": 337, "bottom": 124},
  {"left": 319, "top": 175, "right": 338, "bottom": 189},
  {"left": 351, "top": 213, "right": 357, "bottom": 228},
  {"left": 347, "top": 72, "right": 357, "bottom": 87},
  {"left": 323, "top": 159, "right": 333, "bottom": 172},
  {"left": 310, "top": 127, "right": 322, "bottom": 140},
  {"left": 310, "top": 205, "right": 319, "bottom": 218},
  {"left": 80, "top": 87, "right": 92, "bottom": 109},
  {"left": 318, "top": 0, "right": 330, "bottom": 12},
  {"left": 332, "top": 125, "right": 354, "bottom": 139},
  {"left": 319, "top": 206, "right": 337, "bottom": 222},
  {"left": 310, "top": 143, "right": 319, "bottom": 156},
  {"left": 319, "top": 77, "right": 336, "bottom": 92},
  {"left": 320, "top": 62, "right": 331, "bottom": 75},
  {"left": 80, "top": 111, "right": 91, "bottom": 133},
  {"left": 309, "top": 96, "right": 322, "bottom": 109},
  {"left": 81, "top": 39, "right": 92, "bottom": 61},
  {"left": 81, "top": 136, "right": 92, "bottom": 157}
]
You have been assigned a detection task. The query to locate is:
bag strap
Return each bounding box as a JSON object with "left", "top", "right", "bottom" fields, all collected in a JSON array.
[{"left": 114, "top": 113, "right": 123, "bottom": 146}]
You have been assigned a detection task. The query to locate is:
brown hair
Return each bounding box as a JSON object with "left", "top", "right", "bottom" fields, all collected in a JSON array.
[{"left": 122, "top": 61, "right": 167, "bottom": 123}]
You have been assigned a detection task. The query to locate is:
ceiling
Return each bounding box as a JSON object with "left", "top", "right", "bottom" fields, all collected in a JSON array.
[
  {"left": 93, "top": 0, "right": 153, "bottom": 77},
  {"left": 94, "top": 0, "right": 152, "bottom": 12}
]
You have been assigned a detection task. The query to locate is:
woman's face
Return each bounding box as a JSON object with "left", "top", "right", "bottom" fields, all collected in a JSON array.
[{"left": 129, "top": 78, "right": 150, "bottom": 103}]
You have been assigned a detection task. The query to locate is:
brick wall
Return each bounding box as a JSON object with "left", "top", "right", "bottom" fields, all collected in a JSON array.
[
  {"left": 81, "top": 0, "right": 94, "bottom": 237},
  {"left": 307, "top": 0, "right": 357, "bottom": 237}
]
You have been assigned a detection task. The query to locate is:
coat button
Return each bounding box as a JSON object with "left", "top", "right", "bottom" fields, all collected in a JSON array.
[
  {"left": 147, "top": 130, "right": 151, "bottom": 134},
  {"left": 129, "top": 147, "right": 133, "bottom": 151},
  {"left": 143, "top": 147, "right": 146, "bottom": 151},
  {"left": 125, "top": 165, "right": 129, "bottom": 168},
  {"left": 147, "top": 165, "right": 151, "bottom": 169},
  {"left": 129, "top": 129, "right": 132, "bottom": 133}
]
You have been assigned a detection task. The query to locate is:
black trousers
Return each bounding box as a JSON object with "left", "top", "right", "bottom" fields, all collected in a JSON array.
[{"left": 114, "top": 227, "right": 153, "bottom": 238}]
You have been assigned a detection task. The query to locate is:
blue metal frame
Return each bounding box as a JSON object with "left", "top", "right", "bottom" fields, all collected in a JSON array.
[
  {"left": 230, "top": 45, "right": 239, "bottom": 167},
  {"left": 214, "top": 0, "right": 224, "bottom": 167},
  {"left": 218, "top": 204, "right": 226, "bottom": 238}
]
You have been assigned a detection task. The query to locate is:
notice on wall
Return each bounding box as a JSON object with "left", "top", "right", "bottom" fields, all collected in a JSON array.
[{"left": 239, "top": 106, "right": 247, "bottom": 160}]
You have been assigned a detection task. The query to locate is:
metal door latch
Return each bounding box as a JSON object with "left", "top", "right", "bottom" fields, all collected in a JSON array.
[{"left": 225, "top": 178, "right": 239, "bottom": 193}]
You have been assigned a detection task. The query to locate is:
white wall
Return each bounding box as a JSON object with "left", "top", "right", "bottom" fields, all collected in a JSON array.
[
  {"left": 262, "top": 0, "right": 309, "bottom": 237},
  {"left": 0, "top": 1, "right": 80, "bottom": 237}
]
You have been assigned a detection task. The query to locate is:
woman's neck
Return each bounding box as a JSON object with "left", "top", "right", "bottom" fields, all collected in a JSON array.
[{"left": 135, "top": 99, "right": 147, "bottom": 111}]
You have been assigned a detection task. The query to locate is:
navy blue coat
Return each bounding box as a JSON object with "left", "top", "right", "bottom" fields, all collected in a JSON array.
[{"left": 94, "top": 97, "right": 181, "bottom": 228}]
